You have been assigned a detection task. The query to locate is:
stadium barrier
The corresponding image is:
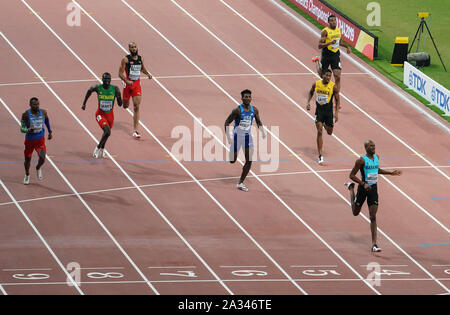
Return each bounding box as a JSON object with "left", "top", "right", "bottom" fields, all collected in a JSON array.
[
  {"left": 285, "top": 0, "right": 378, "bottom": 60},
  {"left": 404, "top": 61, "right": 450, "bottom": 116}
]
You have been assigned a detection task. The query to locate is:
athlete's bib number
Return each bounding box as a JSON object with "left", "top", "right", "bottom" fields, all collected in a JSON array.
[
  {"left": 129, "top": 64, "right": 141, "bottom": 80},
  {"left": 366, "top": 173, "right": 378, "bottom": 185},
  {"left": 99, "top": 100, "right": 113, "bottom": 111},
  {"left": 331, "top": 38, "right": 340, "bottom": 50},
  {"left": 238, "top": 117, "right": 252, "bottom": 131},
  {"left": 30, "top": 119, "right": 43, "bottom": 133},
  {"left": 317, "top": 94, "right": 329, "bottom": 105}
]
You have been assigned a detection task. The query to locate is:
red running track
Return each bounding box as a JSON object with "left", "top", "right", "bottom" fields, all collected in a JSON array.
[{"left": 0, "top": 0, "right": 448, "bottom": 295}]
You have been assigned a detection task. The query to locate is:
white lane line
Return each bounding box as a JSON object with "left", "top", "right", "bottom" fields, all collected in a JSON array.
[
  {"left": 2, "top": 268, "right": 53, "bottom": 271},
  {"left": 0, "top": 72, "right": 371, "bottom": 87},
  {"left": 359, "top": 265, "right": 409, "bottom": 267},
  {"left": 75, "top": 267, "right": 125, "bottom": 270},
  {"left": 1, "top": 164, "right": 449, "bottom": 208},
  {"left": 0, "top": 179, "right": 83, "bottom": 294},
  {"left": 291, "top": 265, "right": 338, "bottom": 268}
]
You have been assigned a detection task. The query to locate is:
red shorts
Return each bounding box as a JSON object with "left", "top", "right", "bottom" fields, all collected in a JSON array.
[
  {"left": 24, "top": 137, "right": 46, "bottom": 158},
  {"left": 122, "top": 79, "right": 142, "bottom": 101},
  {"left": 95, "top": 109, "right": 114, "bottom": 129}
]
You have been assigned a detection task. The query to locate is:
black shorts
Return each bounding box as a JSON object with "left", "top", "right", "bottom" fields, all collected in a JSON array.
[
  {"left": 321, "top": 50, "right": 341, "bottom": 70},
  {"left": 355, "top": 184, "right": 379, "bottom": 207},
  {"left": 315, "top": 108, "right": 334, "bottom": 127}
]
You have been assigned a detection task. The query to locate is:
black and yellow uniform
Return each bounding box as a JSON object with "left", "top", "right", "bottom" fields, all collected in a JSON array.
[
  {"left": 321, "top": 26, "right": 342, "bottom": 70},
  {"left": 314, "top": 79, "right": 335, "bottom": 127}
]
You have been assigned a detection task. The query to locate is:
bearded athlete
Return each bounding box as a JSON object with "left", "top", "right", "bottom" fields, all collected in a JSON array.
[{"left": 118, "top": 42, "right": 152, "bottom": 139}]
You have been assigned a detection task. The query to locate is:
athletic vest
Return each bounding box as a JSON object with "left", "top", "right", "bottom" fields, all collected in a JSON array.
[
  {"left": 315, "top": 79, "right": 334, "bottom": 110},
  {"left": 97, "top": 84, "right": 116, "bottom": 113},
  {"left": 234, "top": 104, "right": 255, "bottom": 134},
  {"left": 360, "top": 154, "right": 379, "bottom": 186},
  {"left": 126, "top": 55, "right": 142, "bottom": 81},
  {"left": 323, "top": 26, "right": 341, "bottom": 53},
  {"left": 26, "top": 109, "right": 45, "bottom": 140}
]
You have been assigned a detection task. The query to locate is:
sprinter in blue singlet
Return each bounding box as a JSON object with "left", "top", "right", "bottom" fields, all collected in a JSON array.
[
  {"left": 20, "top": 97, "right": 53, "bottom": 185},
  {"left": 224, "top": 89, "right": 266, "bottom": 192},
  {"left": 344, "top": 140, "right": 402, "bottom": 252}
]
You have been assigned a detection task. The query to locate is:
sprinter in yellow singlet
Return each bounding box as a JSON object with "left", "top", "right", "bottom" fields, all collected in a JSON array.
[
  {"left": 306, "top": 69, "right": 340, "bottom": 164},
  {"left": 312, "top": 15, "right": 351, "bottom": 106}
]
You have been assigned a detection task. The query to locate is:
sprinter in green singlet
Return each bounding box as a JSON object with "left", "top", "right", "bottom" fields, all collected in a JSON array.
[{"left": 82, "top": 72, "right": 123, "bottom": 158}]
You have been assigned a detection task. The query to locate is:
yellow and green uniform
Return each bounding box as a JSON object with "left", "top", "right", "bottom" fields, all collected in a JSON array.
[{"left": 97, "top": 84, "right": 116, "bottom": 113}]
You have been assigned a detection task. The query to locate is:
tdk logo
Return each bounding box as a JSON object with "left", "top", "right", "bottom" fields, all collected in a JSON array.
[
  {"left": 433, "top": 87, "right": 450, "bottom": 111},
  {"left": 410, "top": 72, "right": 427, "bottom": 95},
  {"left": 431, "top": 86, "right": 436, "bottom": 102}
]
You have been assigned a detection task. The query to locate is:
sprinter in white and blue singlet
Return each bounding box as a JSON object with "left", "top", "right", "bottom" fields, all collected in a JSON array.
[
  {"left": 344, "top": 140, "right": 402, "bottom": 252},
  {"left": 225, "top": 89, "right": 266, "bottom": 192}
]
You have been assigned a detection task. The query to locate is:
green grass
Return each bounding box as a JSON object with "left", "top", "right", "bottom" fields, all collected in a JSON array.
[{"left": 281, "top": 0, "right": 450, "bottom": 122}]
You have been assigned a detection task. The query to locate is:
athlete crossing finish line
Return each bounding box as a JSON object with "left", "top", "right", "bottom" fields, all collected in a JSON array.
[
  {"left": 345, "top": 140, "right": 402, "bottom": 252},
  {"left": 20, "top": 97, "right": 53, "bottom": 185},
  {"left": 119, "top": 42, "right": 153, "bottom": 139},
  {"left": 82, "top": 72, "right": 123, "bottom": 158}
]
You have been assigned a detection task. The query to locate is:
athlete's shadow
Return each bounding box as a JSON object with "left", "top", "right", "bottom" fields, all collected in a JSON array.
[
  {"left": 83, "top": 192, "right": 134, "bottom": 207},
  {"left": 111, "top": 121, "right": 129, "bottom": 134},
  {"left": 124, "top": 162, "right": 188, "bottom": 180},
  {"left": 30, "top": 182, "right": 75, "bottom": 196},
  {"left": 292, "top": 146, "right": 320, "bottom": 162}
]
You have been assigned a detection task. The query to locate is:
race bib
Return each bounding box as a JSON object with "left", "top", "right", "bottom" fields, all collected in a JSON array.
[
  {"left": 99, "top": 100, "right": 113, "bottom": 111},
  {"left": 366, "top": 173, "right": 378, "bottom": 185},
  {"left": 238, "top": 117, "right": 252, "bottom": 131},
  {"left": 317, "top": 94, "right": 329, "bottom": 105},
  {"left": 30, "top": 118, "right": 43, "bottom": 133},
  {"left": 129, "top": 64, "right": 141, "bottom": 80},
  {"left": 331, "top": 38, "right": 340, "bottom": 49}
]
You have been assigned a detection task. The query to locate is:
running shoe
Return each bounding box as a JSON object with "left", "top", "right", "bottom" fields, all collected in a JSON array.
[
  {"left": 36, "top": 167, "right": 43, "bottom": 180},
  {"left": 312, "top": 56, "right": 320, "bottom": 63},
  {"left": 371, "top": 244, "right": 382, "bottom": 252},
  {"left": 318, "top": 155, "right": 324, "bottom": 164},
  {"left": 237, "top": 183, "right": 248, "bottom": 192},
  {"left": 23, "top": 174, "right": 30, "bottom": 185},
  {"left": 99, "top": 148, "right": 106, "bottom": 158},
  {"left": 93, "top": 146, "right": 100, "bottom": 159},
  {"left": 133, "top": 131, "right": 141, "bottom": 139},
  {"left": 344, "top": 182, "right": 355, "bottom": 190}
]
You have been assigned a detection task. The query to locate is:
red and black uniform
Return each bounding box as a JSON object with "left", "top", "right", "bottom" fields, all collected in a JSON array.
[{"left": 123, "top": 54, "right": 142, "bottom": 100}]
